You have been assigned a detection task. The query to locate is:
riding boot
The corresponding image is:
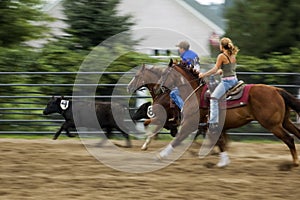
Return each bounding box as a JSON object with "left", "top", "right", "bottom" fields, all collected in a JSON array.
[
  {"left": 209, "top": 98, "right": 219, "bottom": 133},
  {"left": 209, "top": 98, "right": 219, "bottom": 123}
]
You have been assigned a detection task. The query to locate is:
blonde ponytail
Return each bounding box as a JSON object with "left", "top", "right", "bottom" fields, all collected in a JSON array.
[{"left": 220, "top": 37, "right": 239, "bottom": 56}]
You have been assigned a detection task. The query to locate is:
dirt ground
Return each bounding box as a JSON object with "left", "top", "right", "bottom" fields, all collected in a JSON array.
[{"left": 1, "top": 138, "right": 300, "bottom": 200}]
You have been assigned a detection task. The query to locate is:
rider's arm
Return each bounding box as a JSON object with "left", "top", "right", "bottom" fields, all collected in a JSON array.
[{"left": 199, "top": 54, "right": 224, "bottom": 78}]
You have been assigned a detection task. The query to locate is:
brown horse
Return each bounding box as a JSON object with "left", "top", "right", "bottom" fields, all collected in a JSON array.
[
  {"left": 127, "top": 65, "right": 181, "bottom": 150},
  {"left": 157, "top": 60, "right": 300, "bottom": 167}
]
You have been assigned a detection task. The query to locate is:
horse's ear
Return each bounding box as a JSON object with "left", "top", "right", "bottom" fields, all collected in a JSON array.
[{"left": 168, "top": 59, "right": 173, "bottom": 67}]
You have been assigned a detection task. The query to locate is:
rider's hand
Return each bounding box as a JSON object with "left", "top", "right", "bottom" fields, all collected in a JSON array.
[
  {"left": 198, "top": 73, "right": 204, "bottom": 79},
  {"left": 216, "top": 69, "right": 223, "bottom": 75}
]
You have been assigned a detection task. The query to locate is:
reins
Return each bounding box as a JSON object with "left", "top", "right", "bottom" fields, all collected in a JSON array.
[{"left": 181, "top": 82, "right": 204, "bottom": 112}]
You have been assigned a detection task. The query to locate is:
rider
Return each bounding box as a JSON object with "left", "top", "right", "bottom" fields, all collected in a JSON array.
[
  {"left": 199, "top": 37, "right": 239, "bottom": 131},
  {"left": 170, "top": 41, "right": 200, "bottom": 112}
]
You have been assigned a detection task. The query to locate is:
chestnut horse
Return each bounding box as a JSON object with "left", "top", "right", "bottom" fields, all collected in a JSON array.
[
  {"left": 127, "top": 65, "right": 181, "bottom": 150},
  {"left": 158, "top": 60, "right": 300, "bottom": 167}
]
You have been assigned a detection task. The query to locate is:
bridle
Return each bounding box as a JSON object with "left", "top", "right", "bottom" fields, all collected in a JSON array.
[
  {"left": 159, "top": 64, "right": 202, "bottom": 89},
  {"left": 130, "top": 65, "right": 165, "bottom": 96},
  {"left": 130, "top": 65, "right": 146, "bottom": 92},
  {"left": 158, "top": 63, "right": 206, "bottom": 111},
  {"left": 157, "top": 66, "right": 174, "bottom": 93}
]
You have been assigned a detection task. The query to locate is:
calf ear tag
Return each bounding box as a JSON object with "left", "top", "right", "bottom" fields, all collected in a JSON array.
[{"left": 60, "top": 100, "right": 69, "bottom": 110}]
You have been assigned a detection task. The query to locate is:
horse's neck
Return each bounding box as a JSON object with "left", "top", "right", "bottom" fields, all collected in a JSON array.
[
  {"left": 177, "top": 67, "right": 203, "bottom": 99},
  {"left": 145, "top": 83, "right": 159, "bottom": 98},
  {"left": 142, "top": 69, "right": 163, "bottom": 98}
]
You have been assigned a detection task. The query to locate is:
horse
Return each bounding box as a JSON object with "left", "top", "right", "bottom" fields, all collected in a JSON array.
[
  {"left": 127, "top": 65, "right": 182, "bottom": 150},
  {"left": 157, "top": 59, "right": 300, "bottom": 167}
]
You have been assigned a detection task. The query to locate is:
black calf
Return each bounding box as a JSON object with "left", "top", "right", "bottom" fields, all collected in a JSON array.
[{"left": 43, "top": 97, "right": 131, "bottom": 147}]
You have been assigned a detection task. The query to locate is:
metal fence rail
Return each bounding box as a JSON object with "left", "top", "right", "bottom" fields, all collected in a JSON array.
[{"left": 0, "top": 71, "right": 299, "bottom": 137}]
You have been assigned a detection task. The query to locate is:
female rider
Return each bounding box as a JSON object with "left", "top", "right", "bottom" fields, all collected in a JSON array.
[{"left": 199, "top": 37, "right": 239, "bottom": 131}]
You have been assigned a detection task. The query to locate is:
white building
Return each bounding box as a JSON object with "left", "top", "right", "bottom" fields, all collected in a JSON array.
[
  {"left": 43, "top": 0, "right": 225, "bottom": 57},
  {"left": 117, "top": 0, "right": 225, "bottom": 57}
]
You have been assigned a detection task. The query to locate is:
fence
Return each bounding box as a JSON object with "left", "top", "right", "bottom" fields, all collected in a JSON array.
[{"left": 0, "top": 71, "right": 299, "bottom": 137}]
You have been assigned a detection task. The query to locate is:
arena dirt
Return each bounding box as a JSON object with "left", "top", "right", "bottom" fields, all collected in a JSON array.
[{"left": 0, "top": 138, "right": 300, "bottom": 200}]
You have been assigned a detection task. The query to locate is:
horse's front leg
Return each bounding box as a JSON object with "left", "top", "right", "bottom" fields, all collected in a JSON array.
[
  {"left": 158, "top": 115, "right": 199, "bottom": 159},
  {"left": 141, "top": 134, "right": 153, "bottom": 150},
  {"left": 141, "top": 118, "right": 164, "bottom": 150}
]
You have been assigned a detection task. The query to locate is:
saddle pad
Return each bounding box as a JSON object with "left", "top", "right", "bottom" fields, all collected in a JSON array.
[{"left": 200, "top": 84, "right": 254, "bottom": 109}]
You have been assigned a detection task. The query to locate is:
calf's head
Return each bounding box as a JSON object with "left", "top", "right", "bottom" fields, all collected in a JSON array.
[{"left": 43, "top": 96, "right": 69, "bottom": 115}]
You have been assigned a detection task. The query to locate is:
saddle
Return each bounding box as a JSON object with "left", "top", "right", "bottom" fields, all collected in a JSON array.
[
  {"left": 201, "top": 81, "right": 254, "bottom": 109},
  {"left": 226, "top": 80, "right": 245, "bottom": 101}
]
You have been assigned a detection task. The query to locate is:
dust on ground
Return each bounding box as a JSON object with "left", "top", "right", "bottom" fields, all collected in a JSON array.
[{"left": 0, "top": 138, "right": 300, "bottom": 200}]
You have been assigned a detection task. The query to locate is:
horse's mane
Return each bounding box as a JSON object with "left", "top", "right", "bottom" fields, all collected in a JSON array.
[{"left": 175, "top": 62, "right": 200, "bottom": 80}]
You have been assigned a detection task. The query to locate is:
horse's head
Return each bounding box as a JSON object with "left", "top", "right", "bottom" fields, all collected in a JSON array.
[
  {"left": 127, "top": 64, "right": 165, "bottom": 94},
  {"left": 157, "top": 59, "right": 203, "bottom": 92}
]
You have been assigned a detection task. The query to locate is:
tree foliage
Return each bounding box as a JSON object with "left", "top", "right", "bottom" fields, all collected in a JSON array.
[
  {"left": 62, "top": 0, "right": 134, "bottom": 50},
  {"left": 0, "top": 0, "right": 52, "bottom": 47},
  {"left": 225, "top": 0, "right": 300, "bottom": 57},
  {"left": 236, "top": 48, "right": 300, "bottom": 94}
]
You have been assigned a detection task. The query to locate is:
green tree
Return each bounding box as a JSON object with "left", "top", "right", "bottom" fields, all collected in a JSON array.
[
  {"left": 0, "top": 0, "right": 52, "bottom": 47},
  {"left": 225, "top": 0, "right": 300, "bottom": 57},
  {"left": 62, "top": 0, "right": 134, "bottom": 50},
  {"left": 0, "top": 0, "right": 53, "bottom": 133},
  {"left": 0, "top": 0, "right": 52, "bottom": 95}
]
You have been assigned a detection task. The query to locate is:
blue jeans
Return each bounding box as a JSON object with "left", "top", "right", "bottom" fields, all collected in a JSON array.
[
  {"left": 170, "top": 87, "right": 184, "bottom": 110},
  {"left": 209, "top": 77, "right": 238, "bottom": 124}
]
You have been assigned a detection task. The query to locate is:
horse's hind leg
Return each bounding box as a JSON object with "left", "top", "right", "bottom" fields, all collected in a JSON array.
[
  {"left": 216, "top": 131, "right": 229, "bottom": 152},
  {"left": 283, "top": 119, "right": 300, "bottom": 140},
  {"left": 271, "top": 125, "right": 299, "bottom": 166}
]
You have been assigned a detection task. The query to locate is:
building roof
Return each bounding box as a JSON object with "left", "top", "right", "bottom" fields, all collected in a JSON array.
[{"left": 181, "top": 0, "right": 226, "bottom": 31}]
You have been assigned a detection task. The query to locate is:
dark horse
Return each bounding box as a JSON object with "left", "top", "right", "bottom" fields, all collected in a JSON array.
[
  {"left": 127, "top": 65, "right": 182, "bottom": 150},
  {"left": 157, "top": 60, "right": 300, "bottom": 167}
]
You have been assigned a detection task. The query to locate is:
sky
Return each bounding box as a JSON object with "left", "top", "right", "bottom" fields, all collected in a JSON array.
[{"left": 196, "top": 0, "right": 225, "bottom": 5}]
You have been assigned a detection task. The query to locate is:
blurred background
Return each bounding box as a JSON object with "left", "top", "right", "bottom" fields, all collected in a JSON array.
[{"left": 0, "top": 0, "right": 299, "bottom": 138}]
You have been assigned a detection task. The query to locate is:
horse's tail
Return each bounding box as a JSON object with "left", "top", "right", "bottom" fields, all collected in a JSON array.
[{"left": 278, "top": 88, "right": 300, "bottom": 115}]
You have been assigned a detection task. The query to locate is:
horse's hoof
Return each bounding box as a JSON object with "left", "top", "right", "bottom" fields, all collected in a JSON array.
[
  {"left": 217, "top": 159, "right": 230, "bottom": 168},
  {"left": 52, "top": 137, "right": 57, "bottom": 140},
  {"left": 217, "top": 152, "right": 230, "bottom": 168},
  {"left": 141, "top": 146, "right": 148, "bottom": 151}
]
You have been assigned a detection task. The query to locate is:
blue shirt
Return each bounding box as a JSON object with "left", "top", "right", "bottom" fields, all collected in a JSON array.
[{"left": 181, "top": 50, "right": 199, "bottom": 65}]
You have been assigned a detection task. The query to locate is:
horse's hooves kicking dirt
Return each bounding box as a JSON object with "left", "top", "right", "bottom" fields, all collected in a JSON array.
[
  {"left": 278, "top": 162, "right": 295, "bottom": 171},
  {"left": 203, "top": 162, "right": 215, "bottom": 168}
]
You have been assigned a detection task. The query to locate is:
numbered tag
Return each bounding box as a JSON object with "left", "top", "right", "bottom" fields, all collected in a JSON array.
[
  {"left": 60, "top": 100, "right": 69, "bottom": 110},
  {"left": 147, "top": 105, "right": 155, "bottom": 118}
]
